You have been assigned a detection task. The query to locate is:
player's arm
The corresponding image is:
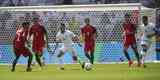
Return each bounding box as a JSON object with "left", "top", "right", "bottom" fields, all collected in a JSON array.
[
  {"left": 28, "top": 26, "right": 33, "bottom": 41},
  {"left": 42, "top": 26, "right": 50, "bottom": 51},
  {"left": 80, "top": 28, "right": 85, "bottom": 43},
  {"left": 137, "top": 25, "right": 143, "bottom": 41},
  {"left": 25, "top": 29, "right": 31, "bottom": 48},
  {"left": 93, "top": 27, "right": 97, "bottom": 40},
  {"left": 122, "top": 23, "right": 126, "bottom": 36},
  {"left": 134, "top": 24, "right": 138, "bottom": 34},
  {"left": 27, "top": 26, "right": 33, "bottom": 47}
]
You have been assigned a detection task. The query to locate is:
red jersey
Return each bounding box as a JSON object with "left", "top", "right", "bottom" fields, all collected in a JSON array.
[
  {"left": 123, "top": 22, "right": 136, "bottom": 37},
  {"left": 29, "top": 23, "right": 46, "bottom": 52},
  {"left": 81, "top": 24, "right": 96, "bottom": 43},
  {"left": 122, "top": 22, "right": 137, "bottom": 48},
  {"left": 13, "top": 27, "right": 28, "bottom": 48}
]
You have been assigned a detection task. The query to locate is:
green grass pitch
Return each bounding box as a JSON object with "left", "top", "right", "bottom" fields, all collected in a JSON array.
[{"left": 0, "top": 63, "right": 160, "bottom": 80}]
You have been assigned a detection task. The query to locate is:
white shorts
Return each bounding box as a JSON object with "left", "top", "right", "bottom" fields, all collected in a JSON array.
[
  {"left": 140, "top": 35, "right": 149, "bottom": 46},
  {"left": 59, "top": 45, "right": 77, "bottom": 56},
  {"left": 140, "top": 40, "right": 149, "bottom": 46}
]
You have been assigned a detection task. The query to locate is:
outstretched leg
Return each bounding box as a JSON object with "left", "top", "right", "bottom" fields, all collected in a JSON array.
[
  {"left": 35, "top": 53, "right": 43, "bottom": 68},
  {"left": 57, "top": 50, "right": 65, "bottom": 70},
  {"left": 26, "top": 54, "right": 33, "bottom": 72},
  {"left": 85, "top": 51, "right": 91, "bottom": 63},
  {"left": 11, "top": 55, "right": 20, "bottom": 72},
  {"left": 90, "top": 51, "right": 94, "bottom": 64},
  {"left": 123, "top": 46, "right": 132, "bottom": 67},
  {"left": 131, "top": 44, "right": 141, "bottom": 67},
  {"left": 140, "top": 45, "right": 148, "bottom": 68}
]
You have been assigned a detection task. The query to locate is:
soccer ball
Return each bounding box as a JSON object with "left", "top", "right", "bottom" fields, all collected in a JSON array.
[{"left": 84, "top": 63, "right": 92, "bottom": 71}]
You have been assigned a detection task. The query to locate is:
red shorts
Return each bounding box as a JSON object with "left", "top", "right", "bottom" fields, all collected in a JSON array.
[
  {"left": 14, "top": 47, "right": 32, "bottom": 57},
  {"left": 123, "top": 36, "right": 136, "bottom": 49},
  {"left": 84, "top": 42, "right": 95, "bottom": 53}
]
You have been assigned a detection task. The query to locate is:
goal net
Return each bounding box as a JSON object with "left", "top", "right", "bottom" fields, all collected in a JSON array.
[{"left": 0, "top": 3, "right": 156, "bottom": 64}]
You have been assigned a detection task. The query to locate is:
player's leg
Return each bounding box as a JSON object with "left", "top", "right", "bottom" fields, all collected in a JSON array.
[
  {"left": 31, "top": 55, "right": 36, "bottom": 66},
  {"left": 123, "top": 43, "right": 132, "bottom": 67},
  {"left": 71, "top": 48, "right": 85, "bottom": 69},
  {"left": 90, "top": 44, "right": 95, "bottom": 64},
  {"left": 84, "top": 44, "right": 92, "bottom": 62},
  {"left": 57, "top": 47, "right": 66, "bottom": 70},
  {"left": 90, "top": 51, "right": 94, "bottom": 64},
  {"left": 26, "top": 54, "right": 33, "bottom": 72},
  {"left": 41, "top": 56, "right": 45, "bottom": 66},
  {"left": 84, "top": 46, "right": 91, "bottom": 63},
  {"left": 33, "top": 46, "right": 44, "bottom": 69},
  {"left": 131, "top": 43, "right": 141, "bottom": 67},
  {"left": 140, "top": 44, "right": 148, "bottom": 68},
  {"left": 85, "top": 52, "right": 91, "bottom": 61},
  {"left": 35, "top": 53, "right": 43, "bottom": 68},
  {"left": 11, "top": 48, "right": 21, "bottom": 72},
  {"left": 23, "top": 48, "right": 33, "bottom": 72},
  {"left": 70, "top": 47, "right": 85, "bottom": 68},
  {"left": 71, "top": 49, "right": 78, "bottom": 63},
  {"left": 11, "top": 55, "right": 20, "bottom": 72}
]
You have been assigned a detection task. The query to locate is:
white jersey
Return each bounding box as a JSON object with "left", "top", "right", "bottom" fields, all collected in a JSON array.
[
  {"left": 140, "top": 23, "right": 155, "bottom": 45},
  {"left": 56, "top": 30, "right": 75, "bottom": 46}
]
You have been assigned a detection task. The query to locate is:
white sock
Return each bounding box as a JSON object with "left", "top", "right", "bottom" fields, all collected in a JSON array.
[
  {"left": 141, "top": 51, "right": 146, "bottom": 65},
  {"left": 58, "top": 57, "right": 64, "bottom": 68},
  {"left": 32, "top": 55, "right": 36, "bottom": 65}
]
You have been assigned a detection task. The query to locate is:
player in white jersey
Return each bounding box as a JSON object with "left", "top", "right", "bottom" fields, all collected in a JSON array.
[
  {"left": 139, "top": 16, "right": 155, "bottom": 67},
  {"left": 56, "top": 23, "right": 81, "bottom": 70}
]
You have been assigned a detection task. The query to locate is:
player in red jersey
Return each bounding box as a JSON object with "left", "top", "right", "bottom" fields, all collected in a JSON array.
[
  {"left": 12, "top": 22, "right": 33, "bottom": 72},
  {"left": 29, "top": 18, "right": 48, "bottom": 69},
  {"left": 122, "top": 14, "right": 140, "bottom": 67},
  {"left": 81, "top": 18, "right": 97, "bottom": 65}
]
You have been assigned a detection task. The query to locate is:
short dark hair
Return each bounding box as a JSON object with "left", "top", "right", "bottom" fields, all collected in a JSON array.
[
  {"left": 22, "top": 22, "right": 30, "bottom": 27},
  {"left": 32, "top": 17, "right": 39, "bottom": 22},
  {"left": 142, "top": 16, "right": 148, "bottom": 20},
  {"left": 125, "top": 13, "right": 130, "bottom": 18},
  {"left": 60, "top": 23, "right": 65, "bottom": 27}
]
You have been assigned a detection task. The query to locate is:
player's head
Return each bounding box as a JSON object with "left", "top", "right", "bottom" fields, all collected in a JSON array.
[
  {"left": 60, "top": 23, "right": 66, "bottom": 33},
  {"left": 124, "top": 13, "right": 130, "bottom": 23},
  {"left": 22, "top": 22, "right": 30, "bottom": 28},
  {"left": 142, "top": 16, "right": 148, "bottom": 26},
  {"left": 84, "top": 18, "right": 90, "bottom": 25},
  {"left": 32, "top": 17, "right": 39, "bottom": 23}
]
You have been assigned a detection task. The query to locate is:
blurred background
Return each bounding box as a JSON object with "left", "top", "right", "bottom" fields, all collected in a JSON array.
[{"left": 0, "top": 0, "right": 159, "bottom": 8}]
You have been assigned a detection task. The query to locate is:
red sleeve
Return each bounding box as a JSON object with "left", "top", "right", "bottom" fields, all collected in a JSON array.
[
  {"left": 41, "top": 25, "right": 47, "bottom": 34},
  {"left": 132, "top": 24, "right": 136, "bottom": 31},
  {"left": 24, "top": 29, "right": 29, "bottom": 40},
  {"left": 93, "top": 26, "right": 97, "bottom": 34},
  {"left": 81, "top": 27, "right": 84, "bottom": 34}
]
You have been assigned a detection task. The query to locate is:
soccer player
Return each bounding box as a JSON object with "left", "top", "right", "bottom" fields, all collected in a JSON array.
[
  {"left": 139, "top": 16, "right": 155, "bottom": 67},
  {"left": 56, "top": 23, "right": 80, "bottom": 70},
  {"left": 12, "top": 22, "right": 33, "bottom": 72},
  {"left": 29, "top": 18, "right": 48, "bottom": 69},
  {"left": 122, "top": 14, "right": 141, "bottom": 67},
  {"left": 81, "top": 18, "right": 97, "bottom": 65}
]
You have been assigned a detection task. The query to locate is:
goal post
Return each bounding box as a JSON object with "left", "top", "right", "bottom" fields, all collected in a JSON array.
[
  {"left": 0, "top": 3, "right": 141, "bottom": 11},
  {"left": 0, "top": 3, "right": 156, "bottom": 64}
]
